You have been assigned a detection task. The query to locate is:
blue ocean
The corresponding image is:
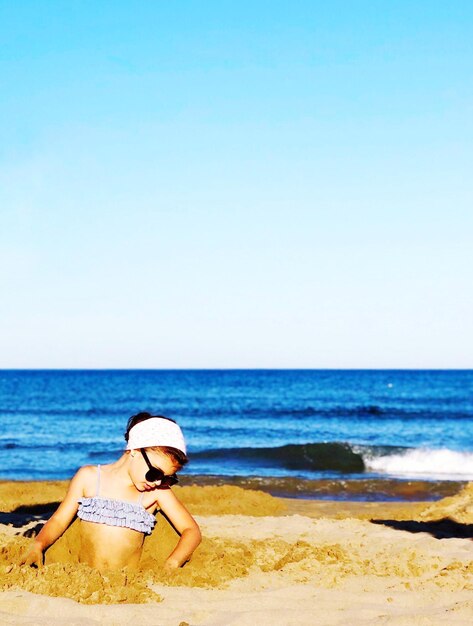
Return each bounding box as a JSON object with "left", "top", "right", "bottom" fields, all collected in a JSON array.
[{"left": 1, "top": 370, "right": 473, "bottom": 501}]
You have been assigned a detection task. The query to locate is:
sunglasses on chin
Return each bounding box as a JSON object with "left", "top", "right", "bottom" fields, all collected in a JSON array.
[{"left": 140, "top": 449, "right": 179, "bottom": 487}]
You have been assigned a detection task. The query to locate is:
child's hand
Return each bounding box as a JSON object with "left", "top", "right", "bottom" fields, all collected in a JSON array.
[
  {"left": 20, "top": 542, "right": 44, "bottom": 568},
  {"left": 163, "top": 558, "right": 180, "bottom": 574}
]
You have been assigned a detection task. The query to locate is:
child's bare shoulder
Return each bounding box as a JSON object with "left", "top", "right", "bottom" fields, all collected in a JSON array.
[
  {"left": 59, "top": 465, "right": 98, "bottom": 503},
  {"left": 71, "top": 465, "right": 97, "bottom": 490},
  {"left": 153, "top": 486, "right": 180, "bottom": 507}
]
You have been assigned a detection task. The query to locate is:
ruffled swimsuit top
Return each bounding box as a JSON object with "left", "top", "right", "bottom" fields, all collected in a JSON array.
[{"left": 77, "top": 465, "right": 156, "bottom": 535}]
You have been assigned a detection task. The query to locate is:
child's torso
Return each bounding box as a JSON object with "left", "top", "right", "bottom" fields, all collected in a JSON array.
[{"left": 77, "top": 465, "right": 157, "bottom": 570}]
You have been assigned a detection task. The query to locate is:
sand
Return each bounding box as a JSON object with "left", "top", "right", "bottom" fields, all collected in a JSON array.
[{"left": 1, "top": 481, "right": 473, "bottom": 625}]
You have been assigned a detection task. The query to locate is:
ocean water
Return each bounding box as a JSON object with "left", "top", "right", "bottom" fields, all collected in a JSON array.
[{"left": 1, "top": 369, "right": 472, "bottom": 501}]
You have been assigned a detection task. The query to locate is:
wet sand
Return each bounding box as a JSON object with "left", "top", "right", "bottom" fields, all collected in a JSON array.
[{"left": 1, "top": 481, "right": 473, "bottom": 625}]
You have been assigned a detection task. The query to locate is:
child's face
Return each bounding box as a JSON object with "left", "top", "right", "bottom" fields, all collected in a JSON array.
[{"left": 129, "top": 449, "right": 179, "bottom": 491}]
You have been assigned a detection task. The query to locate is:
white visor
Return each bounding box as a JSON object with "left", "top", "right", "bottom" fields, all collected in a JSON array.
[{"left": 126, "top": 417, "right": 186, "bottom": 455}]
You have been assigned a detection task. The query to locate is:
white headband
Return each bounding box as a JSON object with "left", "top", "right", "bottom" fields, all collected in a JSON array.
[{"left": 126, "top": 418, "right": 187, "bottom": 455}]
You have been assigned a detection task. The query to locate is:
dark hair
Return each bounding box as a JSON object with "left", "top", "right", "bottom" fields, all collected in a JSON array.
[{"left": 125, "top": 411, "right": 189, "bottom": 467}]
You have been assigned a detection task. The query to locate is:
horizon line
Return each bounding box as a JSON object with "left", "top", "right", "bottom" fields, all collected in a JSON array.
[{"left": 1, "top": 367, "right": 472, "bottom": 372}]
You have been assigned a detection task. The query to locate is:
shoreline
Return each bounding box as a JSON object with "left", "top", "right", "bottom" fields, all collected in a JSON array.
[{"left": 0, "top": 474, "right": 467, "bottom": 504}]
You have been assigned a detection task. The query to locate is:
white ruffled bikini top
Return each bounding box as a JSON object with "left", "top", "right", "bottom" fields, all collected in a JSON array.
[{"left": 77, "top": 465, "right": 156, "bottom": 535}]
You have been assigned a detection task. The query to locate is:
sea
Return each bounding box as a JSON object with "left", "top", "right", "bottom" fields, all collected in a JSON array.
[{"left": 1, "top": 369, "right": 473, "bottom": 502}]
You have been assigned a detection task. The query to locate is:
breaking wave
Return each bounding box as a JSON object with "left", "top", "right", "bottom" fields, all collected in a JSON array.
[{"left": 192, "top": 442, "right": 473, "bottom": 479}]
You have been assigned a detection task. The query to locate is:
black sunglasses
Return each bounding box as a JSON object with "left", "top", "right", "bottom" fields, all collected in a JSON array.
[{"left": 140, "top": 449, "right": 179, "bottom": 487}]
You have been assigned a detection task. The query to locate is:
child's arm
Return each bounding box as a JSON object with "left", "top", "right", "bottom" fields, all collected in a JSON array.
[
  {"left": 155, "top": 489, "right": 202, "bottom": 571},
  {"left": 20, "top": 466, "right": 92, "bottom": 567}
]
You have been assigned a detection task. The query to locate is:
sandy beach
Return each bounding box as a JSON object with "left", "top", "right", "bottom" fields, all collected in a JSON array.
[{"left": 1, "top": 482, "right": 473, "bottom": 625}]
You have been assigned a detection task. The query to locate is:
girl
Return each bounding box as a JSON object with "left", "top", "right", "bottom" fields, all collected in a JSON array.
[{"left": 21, "top": 412, "right": 201, "bottom": 572}]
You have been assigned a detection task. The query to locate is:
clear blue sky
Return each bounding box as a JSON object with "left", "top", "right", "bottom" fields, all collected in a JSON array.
[{"left": 1, "top": 1, "right": 472, "bottom": 368}]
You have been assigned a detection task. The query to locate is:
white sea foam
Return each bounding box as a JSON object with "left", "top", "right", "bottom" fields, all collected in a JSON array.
[{"left": 364, "top": 448, "right": 473, "bottom": 480}]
